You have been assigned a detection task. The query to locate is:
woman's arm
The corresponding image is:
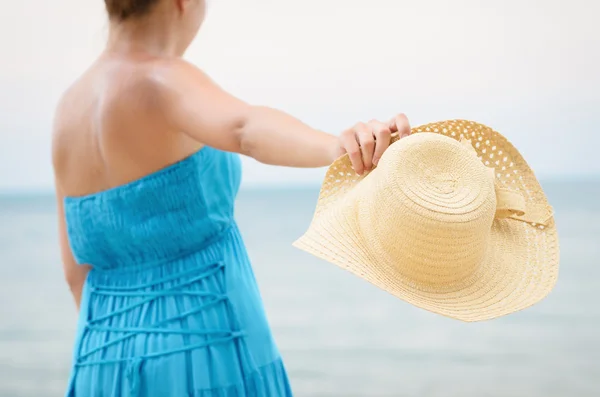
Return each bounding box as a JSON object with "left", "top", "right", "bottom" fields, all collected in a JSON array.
[
  {"left": 154, "top": 59, "right": 337, "bottom": 167},
  {"left": 152, "top": 59, "right": 409, "bottom": 174},
  {"left": 55, "top": 184, "right": 90, "bottom": 310}
]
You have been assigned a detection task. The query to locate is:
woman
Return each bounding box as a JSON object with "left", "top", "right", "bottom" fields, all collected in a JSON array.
[{"left": 52, "top": 0, "right": 411, "bottom": 395}]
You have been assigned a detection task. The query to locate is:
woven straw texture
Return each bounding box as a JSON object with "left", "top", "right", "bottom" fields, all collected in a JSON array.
[{"left": 293, "top": 120, "right": 559, "bottom": 322}]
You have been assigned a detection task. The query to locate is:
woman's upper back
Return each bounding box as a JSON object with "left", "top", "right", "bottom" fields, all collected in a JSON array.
[
  {"left": 53, "top": 54, "right": 242, "bottom": 269},
  {"left": 52, "top": 53, "right": 205, "bottom": 199}
]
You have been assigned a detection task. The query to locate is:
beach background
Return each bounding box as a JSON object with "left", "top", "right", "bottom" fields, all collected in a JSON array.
[
  {"left": 1, "top": 0, "right": 599, "bottom": 396},
  {"left": 1, "top": 181, "right": 599, "bottom": 397}
]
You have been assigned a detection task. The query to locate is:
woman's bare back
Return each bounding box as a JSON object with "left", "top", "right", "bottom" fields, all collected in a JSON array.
[{"left": 52, "top": 53, "right": 203, "bottom": 198}]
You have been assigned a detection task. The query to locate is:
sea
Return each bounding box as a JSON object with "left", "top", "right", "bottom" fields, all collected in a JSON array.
[{"left": 0, "top": 181, "right": 598, "bottom": 397}]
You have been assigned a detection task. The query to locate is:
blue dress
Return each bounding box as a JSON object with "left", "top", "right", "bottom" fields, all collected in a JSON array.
[{"left": 63, "top": 147, "right": 293, "bottom": 396}]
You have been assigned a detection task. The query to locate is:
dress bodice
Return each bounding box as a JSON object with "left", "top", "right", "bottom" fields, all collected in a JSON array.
[{"left": 64, "top": 147, "right": 242, "bottom": 270}]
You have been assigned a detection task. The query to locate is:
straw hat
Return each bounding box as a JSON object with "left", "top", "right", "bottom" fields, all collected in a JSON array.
[{"left": 293, "top": 120, "right": 559, "bottom": 322}]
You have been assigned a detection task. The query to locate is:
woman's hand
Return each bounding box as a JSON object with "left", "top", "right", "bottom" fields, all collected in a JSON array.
[{"left": 335, "top": 113, "right": 411, "bottom": 175}]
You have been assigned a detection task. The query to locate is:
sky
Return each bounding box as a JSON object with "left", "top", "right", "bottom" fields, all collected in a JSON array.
[{"left": 0, "top": 0, "right": 598, "bottom": 192}]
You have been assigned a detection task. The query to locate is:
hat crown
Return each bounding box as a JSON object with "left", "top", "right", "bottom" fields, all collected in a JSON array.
[{"left": 357, "top": 133, "right": 496, "bottom": 290}]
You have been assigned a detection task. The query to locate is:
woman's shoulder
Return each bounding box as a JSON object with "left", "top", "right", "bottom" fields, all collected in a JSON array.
[
  {"left": 49, "top": 56, "right": 204, "bottom": 196},
  {"left": 53, "top": 55, "right": 204, "bottom": 115}
]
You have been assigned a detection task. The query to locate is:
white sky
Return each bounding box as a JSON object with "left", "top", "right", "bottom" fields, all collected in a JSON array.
[{"left": 0, "top": 0, "right": 598, "bottom": 192}]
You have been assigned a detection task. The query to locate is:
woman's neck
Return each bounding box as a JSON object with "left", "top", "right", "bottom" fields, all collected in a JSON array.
[{"left": 105, "top": 18, "right": 187, "bottom": 58}]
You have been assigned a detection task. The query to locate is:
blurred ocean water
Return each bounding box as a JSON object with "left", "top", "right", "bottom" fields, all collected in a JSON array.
[{"left": 0, "top": 182, "right": 598, "bottom": 397}]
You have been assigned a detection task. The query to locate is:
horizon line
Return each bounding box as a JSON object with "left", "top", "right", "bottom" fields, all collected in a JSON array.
[{"left": 0, "top": 175, "right": 599, "bottom": 198}]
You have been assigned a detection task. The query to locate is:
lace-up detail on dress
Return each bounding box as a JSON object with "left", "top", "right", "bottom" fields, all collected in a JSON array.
[{"left": 76, "top": 262, "right": 247, "bottom": 396}]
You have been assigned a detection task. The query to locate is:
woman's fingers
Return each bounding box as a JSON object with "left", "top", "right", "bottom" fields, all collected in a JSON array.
[
  {"left": 388, "top": 113, "right": 411, "bottom": 138},
  {"left": 340, "top": 127, "right": 364, "bottom": 175},
  {"left": 340, "top": 114, "right": 409, "bottom": 175},
  {"left": 355, "top": 122, "right": 375, "bottom": 172},
  {"left": 369, "top": 120, "right": 391, "bottom": 166}
]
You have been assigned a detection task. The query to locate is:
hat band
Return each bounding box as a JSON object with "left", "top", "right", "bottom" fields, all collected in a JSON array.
[
  {"left": 458, "top": 137, "right": 553, "bottom": 226},
  {"left": 494, "top": 187, "right": 553, "bottom": 226}
]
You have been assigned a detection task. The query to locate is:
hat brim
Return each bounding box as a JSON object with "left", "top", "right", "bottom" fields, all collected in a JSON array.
[
  {"left": 293, "top": 199, "right": 559, "bottom": 322},
  {"left": 293, "top": 120, "right": 559, "bottom": 322}
]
